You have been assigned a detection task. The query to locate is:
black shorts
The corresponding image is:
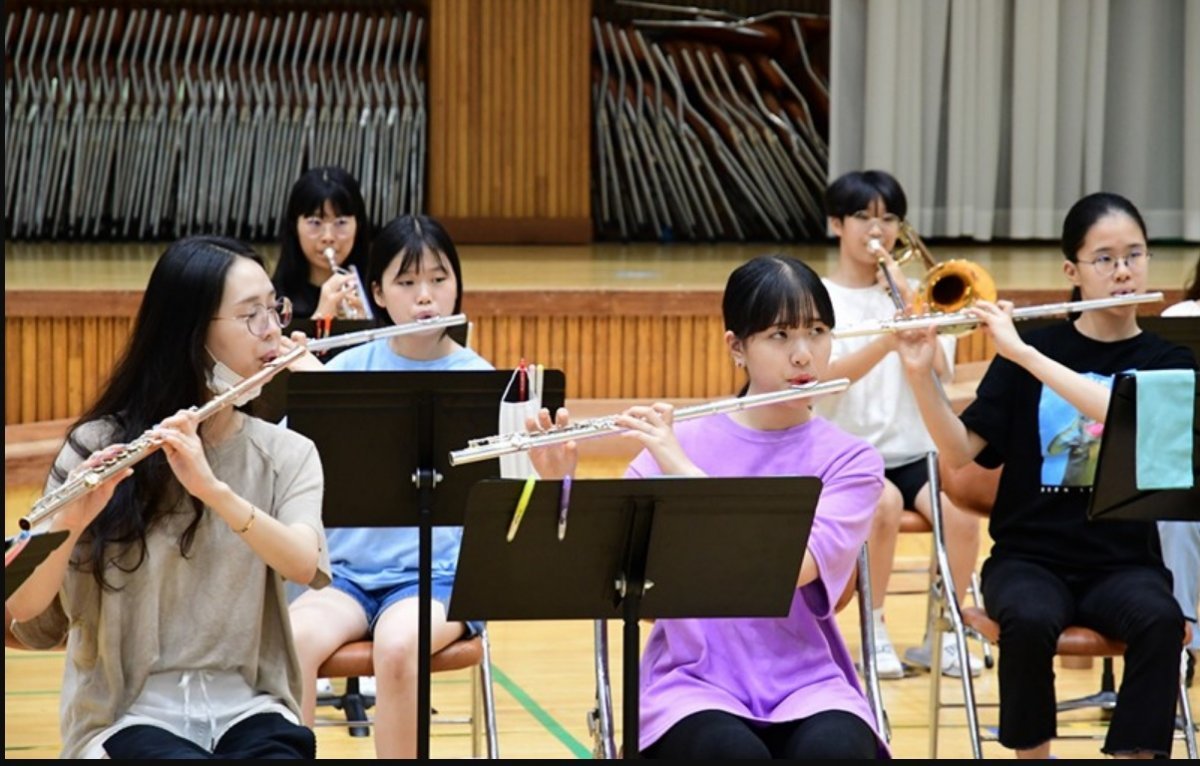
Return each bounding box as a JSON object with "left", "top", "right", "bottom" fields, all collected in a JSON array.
[{"left": 884, "top": 457, "right": 930, "bottom": 511}]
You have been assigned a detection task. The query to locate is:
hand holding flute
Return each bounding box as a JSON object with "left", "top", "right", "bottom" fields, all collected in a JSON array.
[{"left": 523, "top": 400, "right": 703, "bottom": 480}]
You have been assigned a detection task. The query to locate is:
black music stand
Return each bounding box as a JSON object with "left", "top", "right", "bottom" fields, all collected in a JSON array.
[
  {"left": 5, "top": 531, "right": 69, "bottom": 601},
  {"left": 448, "top": 476, "right": 822, "bottom": 758},
  {"left": 1089, "top": 371, "right": 1200, "bottom": 522},
  {"left": 254, "top": 319, "right": 471, "bottom": 424},
  {"left": 286, "top": 369, "right": 564, "bottom": 758}
]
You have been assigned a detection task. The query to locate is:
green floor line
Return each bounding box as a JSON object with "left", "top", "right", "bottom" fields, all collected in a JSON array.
[{"left": 491, "top": 664, "right": 593, "bottom": 759}]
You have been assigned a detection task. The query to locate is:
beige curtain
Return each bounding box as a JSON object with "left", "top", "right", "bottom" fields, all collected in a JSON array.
[{"left": 830, "top": 0, "right": 1200, "bottom": 241}]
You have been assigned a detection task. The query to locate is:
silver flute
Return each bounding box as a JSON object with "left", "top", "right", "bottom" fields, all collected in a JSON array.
[
  {"left": 19, "top": 314, "right": 471, "bottom": 530},
  {"left": 306, "top": 313, "right": 468, "bottom": 352},
  {"left": 19, "top": 344, "right": 310, "bottom": 531},
  {"left": 830, "top": 292, "right": 1164, "bottom": 338},
  {"left": 448, "top": 378, "right": 851, "bottom": 466}
]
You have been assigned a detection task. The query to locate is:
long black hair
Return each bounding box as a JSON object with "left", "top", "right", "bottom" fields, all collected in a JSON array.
[
  {"left": 1061, "top": 192, "right": 1148, "bottom": 304},
  {"left": 723, "top": 254, "right": 836, "bottom": 395},
  {"left": 272, "top": 165, "right": 372, "bottom": 316},
  {"left": 367, "top": 214, "right": 464, "bottom": 325},
  {"left": 55, "top": 236, "right": 264, "bottom": 589}
]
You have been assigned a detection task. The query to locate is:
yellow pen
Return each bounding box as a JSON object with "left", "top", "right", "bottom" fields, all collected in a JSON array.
[{"left": 507, "top": 475, "right": 537, "bottom": 542}]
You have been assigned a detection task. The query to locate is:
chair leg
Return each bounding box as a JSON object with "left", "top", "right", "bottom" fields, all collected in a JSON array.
[
  {"left": 968, "top": 572, "right": 995, "bottom": 668},
  {"left": 589, "top": 618, "right": 617, "bottom": 759},
  {"left": 856, "top": 544, "right": 890, "bottom": 742},
  {"left": 479, "top": 627, "right": 501, "bottom": 758},
  {"left": 925, "top": 451, "right": 984, "bottom": 759},
  {"left": 1056, "top": 657, "right": 1117, "bottom": 715},
  {"left": 1179, "top": 648, "right": 1199, "bottom": 758},
  {"left": 341, "top": 677, "right": 372, "bottom": 738}
]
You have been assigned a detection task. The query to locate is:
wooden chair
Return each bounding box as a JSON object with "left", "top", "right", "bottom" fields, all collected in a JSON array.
[{"left": 315, "top": 626, "right": 500, "bottom": 758}]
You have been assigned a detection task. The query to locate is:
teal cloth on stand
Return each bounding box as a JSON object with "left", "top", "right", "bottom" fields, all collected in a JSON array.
[{"left": 1135, "top": 369, "right": 1195, "bottom": 490}]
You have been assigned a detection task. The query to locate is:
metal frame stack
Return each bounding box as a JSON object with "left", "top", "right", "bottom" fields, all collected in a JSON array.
[{"left": 5, "top": 3, "right": 428, "bottom": 242}]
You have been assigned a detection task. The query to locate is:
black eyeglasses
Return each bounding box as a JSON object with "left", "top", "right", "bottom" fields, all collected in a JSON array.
[
  {"left": 212, "top": 297, "right": 293, "bottom": 339},
  {"left": 1076, "top": 251, "right": 1152, "bottom": 277}
]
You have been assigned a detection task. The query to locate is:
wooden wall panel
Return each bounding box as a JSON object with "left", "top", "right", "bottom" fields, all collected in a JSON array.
[
  {"left": 7, "top": 288, "right": 1110, "bottom": 426},
  {"left": 428, "top": 0, "right": 592, "bottom": 243}
]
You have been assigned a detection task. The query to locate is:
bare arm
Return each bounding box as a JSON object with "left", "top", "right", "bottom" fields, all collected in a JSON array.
[
  {"left": 898, "top": 328, "right": 988, "bottom": 468},
  {"left": 6, "top": 450, "right": 133, "bottom": 622},
  {"left": 152, "top": 411, "right": 321, "bottom": 585},
  {"left": 198, "top": 482, "right": 321, "bottom": 585},
  {"left": 826, "top": 335, "right": 897, "bottom": 384},
  {"left": 973, "top": 301, "right": 1111, "bottom": 423}
]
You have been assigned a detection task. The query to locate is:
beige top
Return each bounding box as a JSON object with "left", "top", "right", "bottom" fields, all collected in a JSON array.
[{"left": 12, "top": 416, "right": 331, "bottom": 758}]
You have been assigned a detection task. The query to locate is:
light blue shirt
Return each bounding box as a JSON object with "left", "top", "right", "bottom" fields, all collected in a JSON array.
[{"left": 323, "top": 339, "right": 493, "bottom": 591}]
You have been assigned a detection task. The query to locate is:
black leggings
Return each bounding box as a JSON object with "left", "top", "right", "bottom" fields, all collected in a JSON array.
[
  {"left": 981, "top": 556, "right": 1184, "bottom": 756},
  {"left": 103, "top": 712, "right": 316, "bottom": 759},
  {"left": 641, "top": 709, "right": 879, "bottom": 759}
]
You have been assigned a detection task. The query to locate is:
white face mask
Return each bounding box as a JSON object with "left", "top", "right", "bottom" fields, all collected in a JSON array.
[{"left": 205, "top": 353, "right": 262, "bottom": 407}]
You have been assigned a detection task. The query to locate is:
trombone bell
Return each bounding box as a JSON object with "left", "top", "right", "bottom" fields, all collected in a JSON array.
[
  {"left": 894, "top": 221, "right": 998, "bottom": 334},
  {"left": 920, "top": 259, "right": 998, "bottom": 315}
]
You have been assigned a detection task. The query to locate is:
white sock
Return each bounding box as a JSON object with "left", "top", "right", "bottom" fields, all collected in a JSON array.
[{"left": 872, "top": 608, "right": 887, "bottom": 630}]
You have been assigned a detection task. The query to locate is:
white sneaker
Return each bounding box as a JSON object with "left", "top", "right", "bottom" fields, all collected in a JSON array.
[
  {"left": 871, "top": 626, "right": 906, "bottom": 680},
  {"left": 357, "top": 676, "right": 377, "bottom": 697},
  {"left": 904, "top": 632, "right": 984, "bottom": 678},
  {"left": 316, "top": 678, "right": 334, "bottom": 696}
]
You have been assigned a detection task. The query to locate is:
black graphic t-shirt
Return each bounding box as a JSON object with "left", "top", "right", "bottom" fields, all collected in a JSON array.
[{"left": 961, "top": 320, "right": 1196, "bottom": 571}]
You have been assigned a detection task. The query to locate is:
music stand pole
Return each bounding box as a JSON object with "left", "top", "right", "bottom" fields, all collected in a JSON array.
[
  {"left": 414, "top": 466, "right": 436, "bottom": 758},
  {"left": 617, "top": 497, "right": 653, "bottom": 757},
  {"left": 285, "top": 369, "right": 565, "bottom": 759}
]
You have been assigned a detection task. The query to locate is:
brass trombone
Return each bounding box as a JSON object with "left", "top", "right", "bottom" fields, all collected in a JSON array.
[{"left": 889, "top": 221, "right": 997, "bottom": 316}]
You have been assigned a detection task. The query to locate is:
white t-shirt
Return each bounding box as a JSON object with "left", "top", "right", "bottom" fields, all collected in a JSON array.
[
  {"left": 815, "top": 277, "right": 956, "bottom": 468},
  {"left": 1162, "top": 299, "right": 1200, "bottom": 317}
]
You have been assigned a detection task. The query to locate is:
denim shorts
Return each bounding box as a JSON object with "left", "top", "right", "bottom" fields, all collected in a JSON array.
[{"left": 331, "top": 574, "right": 484, "bottom": 638}]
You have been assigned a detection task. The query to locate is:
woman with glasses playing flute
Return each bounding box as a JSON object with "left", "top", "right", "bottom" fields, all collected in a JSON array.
[
  {"left": 6, "top": 236, "right": 331, "bottom": 759},
  {"left": 896, "top": 192, "right": 1196, "bottom": 758},
  {"left": 528, "top": 253, "right": 890, "bottom": 759}
]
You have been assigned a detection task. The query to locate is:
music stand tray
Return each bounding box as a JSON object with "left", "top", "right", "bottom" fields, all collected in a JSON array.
[
  {"left": 285, "top": 369, "right": 564, "bottom": 757},
  {"left": 1089, "top": 372, "right": 1200, "bottom": 522},
  {"left": 449, "top": 476, "right": 822, "bottom": 758}
]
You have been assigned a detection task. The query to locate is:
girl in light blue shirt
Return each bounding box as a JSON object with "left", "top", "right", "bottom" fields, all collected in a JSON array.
[{"left": 288, "top": 214, "right": 488, "bottom": 759}]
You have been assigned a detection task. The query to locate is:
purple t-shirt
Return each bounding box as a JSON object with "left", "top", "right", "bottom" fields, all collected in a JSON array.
[{"left": 626, "top": 413, "right": 888, "bottom": 756}]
